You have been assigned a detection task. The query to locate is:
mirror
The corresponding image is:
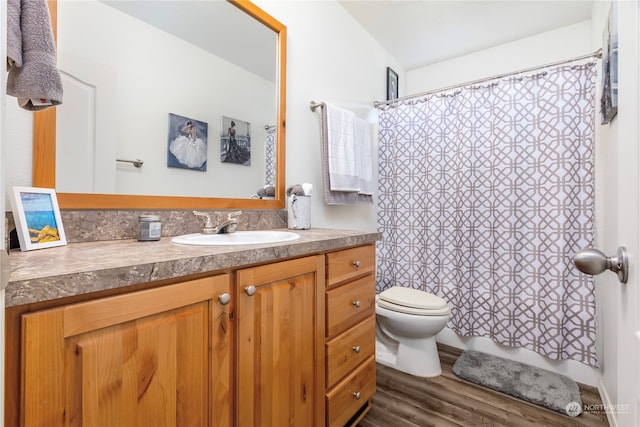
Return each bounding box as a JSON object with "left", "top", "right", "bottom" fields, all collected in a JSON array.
[{"left": 34, "top": 0, "right": 286, "bottom": 209}]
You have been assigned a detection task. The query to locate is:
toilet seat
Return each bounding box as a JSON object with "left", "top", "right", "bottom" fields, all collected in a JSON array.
[{"left": 378, "top": 286, "right": 450, "bottom": 316}]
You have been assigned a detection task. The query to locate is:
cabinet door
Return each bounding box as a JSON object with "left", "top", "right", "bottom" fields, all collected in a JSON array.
[
  {"left": 21, "top": 275, "right": 232, "bottom": 427},
  {"left": 237, "top": 256, "right": 325, "bottom": 427}
]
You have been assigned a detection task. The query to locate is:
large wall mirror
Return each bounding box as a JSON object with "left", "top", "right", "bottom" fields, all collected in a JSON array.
[{"left": 34, "top": 0, "right": 286, "bottom": 209}]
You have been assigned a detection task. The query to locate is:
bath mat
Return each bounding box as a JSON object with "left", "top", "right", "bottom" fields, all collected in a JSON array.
[{"left": 452, "top": 350, "right": 582, "bottom": 416}]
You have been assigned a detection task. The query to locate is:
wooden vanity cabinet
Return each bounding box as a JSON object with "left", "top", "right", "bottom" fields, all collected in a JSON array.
[
  {"left": 8, "top": 241, "right": 378, "bottom": 427},
  {"left": 19, "top": 274, "right": 233, "bottom": 427},
  {"left": 236, "top": 255, "right": 326, "bottom": 427},
  {"left": 324, "top": 244, "right": 377, "bottom": 427}
]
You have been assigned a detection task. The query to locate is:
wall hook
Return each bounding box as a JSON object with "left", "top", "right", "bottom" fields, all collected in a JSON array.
[{"left": 573, "top": 246, "right": 628, "bottom": 284}]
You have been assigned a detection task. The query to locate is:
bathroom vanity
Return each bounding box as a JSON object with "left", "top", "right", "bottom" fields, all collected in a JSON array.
[{"left": 4, "top": 228, "right": 380, "bottom": 427}]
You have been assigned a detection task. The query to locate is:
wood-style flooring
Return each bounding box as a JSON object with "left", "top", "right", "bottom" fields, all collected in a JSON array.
[{"left": 358, "top": 343, "right": 609, "bottom": 427}]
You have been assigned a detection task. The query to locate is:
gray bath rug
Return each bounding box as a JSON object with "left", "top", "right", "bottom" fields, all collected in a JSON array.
[{"left": 452, "top": 350, "right": 582, "bottom": 416}]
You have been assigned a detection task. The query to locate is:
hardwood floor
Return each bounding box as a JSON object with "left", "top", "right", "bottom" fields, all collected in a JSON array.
[{"left": 358, "top": 343, "right": 609, "bottom": 427}]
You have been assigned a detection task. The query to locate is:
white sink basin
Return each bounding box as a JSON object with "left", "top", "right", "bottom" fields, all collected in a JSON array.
[{"left": 171, "top": 230, "right": 300, "bottom": 246}]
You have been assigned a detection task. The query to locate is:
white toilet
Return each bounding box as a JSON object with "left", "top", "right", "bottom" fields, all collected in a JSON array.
[{"left": 375, "top": 286, "right": 451, "bottom": 377}]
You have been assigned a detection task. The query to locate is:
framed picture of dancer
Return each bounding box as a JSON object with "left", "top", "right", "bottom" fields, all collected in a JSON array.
[
  {"left": 9, "top": 186, "right": 67, "bottom": 251},
  {"left": 221, "top": 116, "right": 251, "bottom": 166},
  {"left": 167, "top": 113, "right": 208, "bottom": 171}
]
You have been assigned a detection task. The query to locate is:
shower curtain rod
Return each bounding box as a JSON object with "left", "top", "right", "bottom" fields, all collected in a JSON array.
[{"left": 373, "top": 48, "right": 603, "bottom": 108}]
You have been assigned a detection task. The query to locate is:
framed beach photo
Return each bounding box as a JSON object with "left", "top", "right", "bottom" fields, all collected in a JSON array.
[
  {"left": 9, "top": 186, "right": 67, "bottom": 251},
  {"left": 387, "top": 67, "right": 399, "bottom": 100}
]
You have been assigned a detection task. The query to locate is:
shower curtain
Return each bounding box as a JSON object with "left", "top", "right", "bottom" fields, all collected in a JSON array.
[
  {"left": 265, "top": 128, "right": 276, "bottom": 186},
  {"left": 376, "top": 63, "right": 597, "bottom": 366}
]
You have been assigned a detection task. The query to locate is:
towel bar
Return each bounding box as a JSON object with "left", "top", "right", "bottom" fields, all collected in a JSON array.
[
  {"left": 309, "top": 101, "right": 325, "bottom": 112},
  {"left": 116, "top": 158, "right": 144, "bottom": 168}
]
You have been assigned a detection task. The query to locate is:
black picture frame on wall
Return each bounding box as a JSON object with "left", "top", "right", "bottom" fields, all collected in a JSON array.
[
  {"left": 387, "top": 67, "right": 399, "bottom": 101},
  {"left": 601, "top": 2, "right": 618, "bottom": 124}
]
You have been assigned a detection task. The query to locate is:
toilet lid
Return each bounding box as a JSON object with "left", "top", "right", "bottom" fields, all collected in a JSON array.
[{"left": 379, "top": 286, "right": 448, "bottom": 310}]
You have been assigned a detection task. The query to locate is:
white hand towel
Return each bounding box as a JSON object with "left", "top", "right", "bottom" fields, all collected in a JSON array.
[
  {"left": 355, "top": 118, "right": 374, "bottom": 196},
  {"left": 319, "top": 103, "right": 373, "bottom": 205},
  {"left": 325, "top": 103, "right": 359, "bottom": 192}
]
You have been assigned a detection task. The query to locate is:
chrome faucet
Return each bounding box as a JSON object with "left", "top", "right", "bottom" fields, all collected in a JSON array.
[{"left": 193, "top": 211, "right": 242, "bottom": 234}]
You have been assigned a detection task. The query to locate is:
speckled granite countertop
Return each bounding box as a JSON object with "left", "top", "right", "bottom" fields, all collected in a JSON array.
[{"left": 7, "top": 228, "right": 381, "bottom": 308}]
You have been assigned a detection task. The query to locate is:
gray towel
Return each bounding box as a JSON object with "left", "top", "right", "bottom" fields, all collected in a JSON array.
[
  {"left": 7, "top": 0, "right": 22, "bottom": 68},
  {"left": 6, "top": 0, "right": 63, "bottom": 111}
]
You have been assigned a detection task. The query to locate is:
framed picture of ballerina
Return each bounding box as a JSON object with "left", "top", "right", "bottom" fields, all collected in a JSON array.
[
  {"left": 9, "top": 186, "right": 67, "bottom": 251},
  {"left": 167, "top": 113, "right": 208, "bottom": 171},
  {"left": 221, "top": 116, "right": 251, "bottom": 166}
]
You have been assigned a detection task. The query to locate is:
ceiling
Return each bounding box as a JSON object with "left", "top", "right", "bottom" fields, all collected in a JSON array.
[{"left": 338, "top": 0, "right": 594, "bottom": 71}]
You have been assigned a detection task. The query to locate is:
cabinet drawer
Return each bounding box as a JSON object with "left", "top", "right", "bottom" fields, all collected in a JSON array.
[
  {"left": 326, "top": 245, "right": 375, "bottom": 289},
  {"left": 326, "top": 276, "right": 375, "bottom": 338},
  {"left": 326, "top": 356, "right": 376, "bottom": 427},
  {"left": 326, "top": 316, "right": 375, "bottom": 389}
]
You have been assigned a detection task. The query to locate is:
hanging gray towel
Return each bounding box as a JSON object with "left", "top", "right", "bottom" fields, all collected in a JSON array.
[
  {"left": 6, "top": 0, "right": 63, "bottom": 111},
  {"left": 7, "top": 0, "right": 22, "bottom": 69}
]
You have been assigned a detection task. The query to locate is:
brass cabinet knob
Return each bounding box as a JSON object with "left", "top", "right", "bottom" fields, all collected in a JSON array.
[{"left": 218, "top": 293, "right": 231, "bottom": 305}]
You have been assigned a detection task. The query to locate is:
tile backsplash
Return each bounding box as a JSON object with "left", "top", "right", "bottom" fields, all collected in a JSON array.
[{"left": 7, "top": 209, "right": 287, "bottom": 245}]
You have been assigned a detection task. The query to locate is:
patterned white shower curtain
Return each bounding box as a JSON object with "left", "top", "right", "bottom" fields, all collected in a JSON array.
[
  {"left": 265, "top": 128, "right": 276, "bottom": 186},
  {"left": 376, "top": 63, "right": 597, "bottom": 366}
]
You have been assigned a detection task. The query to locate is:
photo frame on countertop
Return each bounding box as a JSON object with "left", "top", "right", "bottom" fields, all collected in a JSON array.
[{"left": 9, "top": 186, "right": 67, "bottom": 251}]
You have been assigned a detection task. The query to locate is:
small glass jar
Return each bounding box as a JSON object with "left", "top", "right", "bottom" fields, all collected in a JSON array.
[{"left": 138, "top": 215, "right": 161, "bottom": 241}]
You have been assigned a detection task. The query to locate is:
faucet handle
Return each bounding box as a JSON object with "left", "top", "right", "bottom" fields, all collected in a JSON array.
[
  {"left": 193, "top": 211, "right": 213, "bottom": 226},
  {"left": 227, "top": 211, "right": 242, "bottom": 220},
  {"left": 193, "top": 211, "right": 217, "bottom": 234}
]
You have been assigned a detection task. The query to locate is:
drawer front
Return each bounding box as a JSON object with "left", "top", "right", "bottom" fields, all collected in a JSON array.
[
  {"left": 326, "top": 316, "right": 375, "bottom": 389},
  {"left": 326, "top": 276, "right": 375, "bottom": 338},
  {"left": 326, "top": 356, "right": 376, "bottom": 427},
  {"left": 326, "top": 245, "right": 375, "bottom": 289}
]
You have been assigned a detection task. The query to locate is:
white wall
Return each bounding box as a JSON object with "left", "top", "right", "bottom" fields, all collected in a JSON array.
[{"left": 406, "top": 21, "right": 601, "bottom": 387}]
